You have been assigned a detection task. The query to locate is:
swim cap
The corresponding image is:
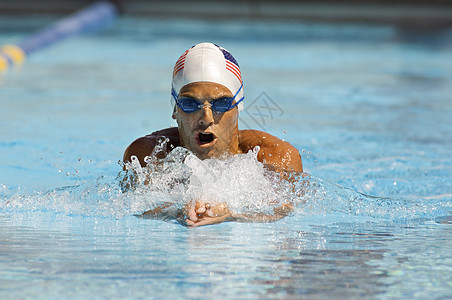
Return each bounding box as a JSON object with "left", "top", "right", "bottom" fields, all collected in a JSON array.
[{"left": 171, "top": 42, "right": 244, "bottom": 111}]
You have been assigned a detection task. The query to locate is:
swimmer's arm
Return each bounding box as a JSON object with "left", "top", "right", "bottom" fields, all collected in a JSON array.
[
  {"left": 138, "top": 201, "right": 294, "bottom": 227},
  {"left": 239, "top": 129, "right": 303, "bottom": 173},
  {"left": 232, "top": 203, "right": 295, "bottom": 223},
  {"left": 123, "top": 127, "right": 180, "bottom": 168},
  {"left": 138, "top": 201, "right": 235, "bottom": 227},
  {"left": 121, "top": 128, "right": 180, "bottom": 191},
  {"left": 123, "top": 136, "right": 157, "bottom": 168},
  {"left": 138, "top": 202, "right": 175, "bottom": 219}
]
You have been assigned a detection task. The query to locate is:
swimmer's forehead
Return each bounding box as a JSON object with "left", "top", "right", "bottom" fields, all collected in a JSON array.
[{"left": 179, "top": 82, "right": 234, "bottom": 100}]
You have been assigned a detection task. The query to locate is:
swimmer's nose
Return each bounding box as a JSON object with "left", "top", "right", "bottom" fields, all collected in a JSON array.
[{"left": 199, "top": 105, "right": 214, "bottom": 127}]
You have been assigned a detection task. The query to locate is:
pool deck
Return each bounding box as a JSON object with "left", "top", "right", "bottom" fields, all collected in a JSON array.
[{"left": 1, "top": 0, "right": 452, "bottom": 29}]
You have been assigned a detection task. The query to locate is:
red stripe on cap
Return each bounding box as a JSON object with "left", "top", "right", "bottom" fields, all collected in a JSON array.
[
  {"left": 226, "top": 61, "right": 242, "bottom": 83},
  {"left": 226, "top": 61, "right": 240, "bottom": 74},
  {"left": 226, "top": 61, "right": 241, "bottom": 75},
  {"left": 173, "top": 50, "right": 189, "bottom": 76},
  {"left": 175, "top": 56, "right": 186, "bottom": 65},
  {"left": 173, "top": 65, "right": 185, "bottom": 76},
  {"left": 174, "top": 58, "right": 185, "bottom": 70},
  {"left": 226, "top": 67, "right": 242, "bottom": 84}
]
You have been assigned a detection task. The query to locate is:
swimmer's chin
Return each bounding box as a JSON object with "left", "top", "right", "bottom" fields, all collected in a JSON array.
[
  {"left": 197, "top": 137, "right": 218, "bottom": 149},
  {"left": 188, "top": 144, "right": 229, "bottom": 160}
]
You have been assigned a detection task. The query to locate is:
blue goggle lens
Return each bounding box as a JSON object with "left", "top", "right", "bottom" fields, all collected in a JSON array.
[
  {"left": 177, "top": 97, "right": 234, "bottom": 113},
  {"left": 177, "top": 97, "right": 201, "bottom": 112}
]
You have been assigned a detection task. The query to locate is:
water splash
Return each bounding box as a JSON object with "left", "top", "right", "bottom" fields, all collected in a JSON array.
[
  {"left": 1, "top": 146, "right": 450, "bottom": 224},
  {"left": 120, "top": 146, "right": 296, "bottom": 216}
]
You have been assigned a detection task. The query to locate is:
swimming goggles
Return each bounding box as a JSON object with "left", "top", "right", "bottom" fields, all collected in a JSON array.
[{"left": 172, "top": 83, "right": 244, "bottom": 113}]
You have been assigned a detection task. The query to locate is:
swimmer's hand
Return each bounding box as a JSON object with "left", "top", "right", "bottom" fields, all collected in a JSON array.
[
  {"left": 183, "top": 201, "right": 235, "bottom": 227},
  {"left": 140, "top": 201, "right": 294, "bottom": 227},
  {"left": 182, "top": 201, "right": 294, "bottom": 227}
]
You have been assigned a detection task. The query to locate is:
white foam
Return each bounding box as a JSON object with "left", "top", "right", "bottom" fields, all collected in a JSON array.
[
  {"left": 121, "top": 146, "right": 299, "bottom": 217},
  {"left": 2, "top": 146, "right": 450, "bottom": 223}
]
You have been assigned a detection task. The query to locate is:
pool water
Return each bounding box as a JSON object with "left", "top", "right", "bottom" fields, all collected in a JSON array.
[{"left": 1, "top": 15, "right": 452, "bottom": 299}]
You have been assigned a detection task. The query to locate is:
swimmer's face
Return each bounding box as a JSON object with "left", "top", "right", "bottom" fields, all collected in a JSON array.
[{"left": 173, "top": 82, "right": 240, "bottom": 159}]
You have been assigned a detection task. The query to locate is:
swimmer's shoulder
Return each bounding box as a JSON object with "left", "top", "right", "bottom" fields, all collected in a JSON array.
[
  {"left": 123, "top": 127, "right": 181, "bottom": 167},
  {"left": 238, "top": 129, "right": 303, "bottom": 172}
]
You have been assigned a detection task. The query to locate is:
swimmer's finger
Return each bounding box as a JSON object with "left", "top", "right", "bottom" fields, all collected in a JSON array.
[
  {"left": 195, "top": 200, "right": 206, "bottom": 214},
  {"left": 196, "top": 206, "right": 206, "bottom": 215},
  {"left": 187, "top": 205, "right": 198, "bottom": 222},
  {"left": 185, "top": 219, "right": 196, "bottom": 226}
]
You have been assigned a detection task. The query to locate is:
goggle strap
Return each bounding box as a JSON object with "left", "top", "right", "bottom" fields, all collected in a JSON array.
[
  {"left": 233, "top": 83, "right": 243, "bottom": 99},
  {"left": 227, "top": 83, "right": 244, "bottom": 110},
  {"left": 230, "top": 96, "right": 244, "bottom": 109},
  {"left": 171, "top": 88, "right": 179, "bottom": 104}
]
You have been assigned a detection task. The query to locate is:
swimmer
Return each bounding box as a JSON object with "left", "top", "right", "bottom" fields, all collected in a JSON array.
[{"left": 123, "top": 42, "right": 302, "bottom": 227}]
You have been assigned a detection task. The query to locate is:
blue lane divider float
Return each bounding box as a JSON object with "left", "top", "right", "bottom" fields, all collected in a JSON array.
[{"left": 0, "top": 0, "right": 119, "bottom": 72}]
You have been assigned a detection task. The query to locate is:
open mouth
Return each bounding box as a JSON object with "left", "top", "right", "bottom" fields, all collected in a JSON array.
[{"left": 198, "top": 132, "right": 215, "bottom": 145}]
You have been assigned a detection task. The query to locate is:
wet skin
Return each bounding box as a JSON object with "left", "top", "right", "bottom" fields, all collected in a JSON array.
[
  {"left": 124, "top": 82, "right": 303, "bottom": 226},
  {"left": 173, "top": 82, "right": 241, "bottom": 160}
]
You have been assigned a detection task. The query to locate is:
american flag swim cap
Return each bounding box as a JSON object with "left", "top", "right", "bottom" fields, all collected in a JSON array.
[{"left": 171, "top": 42, "right": 244, "bottom": 111}]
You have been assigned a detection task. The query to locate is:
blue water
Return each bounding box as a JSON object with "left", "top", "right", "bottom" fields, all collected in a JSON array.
[{"left": 1, "top": 15, "right": 452, "bottom": 299}]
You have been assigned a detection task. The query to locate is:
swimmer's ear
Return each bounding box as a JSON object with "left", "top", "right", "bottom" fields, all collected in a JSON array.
[{"left": 172, "top": 106, "right": 177, "bottom": 119}]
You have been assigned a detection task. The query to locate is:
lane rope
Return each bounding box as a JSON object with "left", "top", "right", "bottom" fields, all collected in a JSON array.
[{"left": 0, "top": 0, "right": 119, "bottom": 72}]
